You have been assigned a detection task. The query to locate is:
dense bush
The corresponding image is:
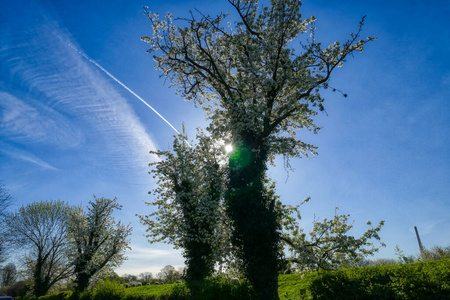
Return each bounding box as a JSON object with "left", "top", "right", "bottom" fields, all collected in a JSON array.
[
  {"left": 91, "top": 280, "right": 125, "bottom": 300},
  {"left": 38, "top": 291, "right": 73, "bottom": 300},
  {"left": 69, "top": 288, "right": 92, "bottom": 300},
  {"left": 306, "top": 259, "right": 450, "bottom": 299},
  {"left": 278, "top": 273, "right": 319, "bottom": 300},
  {"left": 15, "top": 295, "right": 37, "bottom": 300}
]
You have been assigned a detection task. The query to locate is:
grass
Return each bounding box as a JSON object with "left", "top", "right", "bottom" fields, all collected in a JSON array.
[{"left": 123, "top": 284, "right": 180, "bottom": 300}]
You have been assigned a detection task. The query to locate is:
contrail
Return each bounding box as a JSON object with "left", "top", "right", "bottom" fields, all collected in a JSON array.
[{"left": 68, "top": 43, "right": 181, "bottom": 135}]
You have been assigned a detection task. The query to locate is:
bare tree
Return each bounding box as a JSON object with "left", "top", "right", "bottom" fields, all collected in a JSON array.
[
  {"left": 0, "top": 183, "right": 13, "bottom": 265},
  {"left": 0, "top": 263, "right": 17, "bottom": 287},
  {"left": 6, "top": 200, "right": 73, "bottom": 297}
]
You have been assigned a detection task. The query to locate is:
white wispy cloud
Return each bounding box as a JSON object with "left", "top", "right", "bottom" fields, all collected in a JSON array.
[
  {"left": 0, "top": 92, "right": 84, "bottom": 148},
  {"left": 3, "top": 150, "right": 58, "bottom": 171},
  {"left": 0, "top": 6, "right": 158, "bottom": 172}
]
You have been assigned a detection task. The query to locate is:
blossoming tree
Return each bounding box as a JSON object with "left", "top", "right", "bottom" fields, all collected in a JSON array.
[
  {"left": 138, "top": 129, "right": 230, "bottom": 283},
  {"left": 68, "top": 196, "right": 132, "bottom": 292},
  {"left": 142, "top": 0, "right": 375, "bottom": 298}
]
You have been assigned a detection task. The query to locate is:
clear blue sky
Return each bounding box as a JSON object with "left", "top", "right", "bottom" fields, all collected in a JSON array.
[{"left": 1, "top": 0, "right": 449, "bottom": 276}]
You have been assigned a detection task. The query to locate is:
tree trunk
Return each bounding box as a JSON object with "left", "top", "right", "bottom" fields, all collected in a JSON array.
[
  {"left": 74, "top": 261, "right": 91, "bottom": 292},
  {"left": 34, "top": 255, "right": 50, "bottom": 298},
  {"left": 227, "top": 135, "right": 280, "bottom": 300}
]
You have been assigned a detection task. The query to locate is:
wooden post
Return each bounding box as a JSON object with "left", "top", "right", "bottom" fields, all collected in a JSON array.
[{"left": 414, "top": 226, "right": 423, "bottom": 251}]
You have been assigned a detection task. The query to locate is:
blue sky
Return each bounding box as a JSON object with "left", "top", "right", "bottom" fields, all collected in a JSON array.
[{"left": 1, "top": 0, "right": 449, "bottom": 276}]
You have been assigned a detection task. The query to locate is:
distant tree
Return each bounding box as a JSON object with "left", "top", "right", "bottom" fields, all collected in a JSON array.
[
  {"left": 156, "top": 265, "right": 182, "bottom": 284},
  {"left": 121, "top": 274, "right": 137, "bottom": 283},
  {"left": 6, "top": 200, "right": 73, "bottom": 297},
  {"left": 0, "top": 263, "right": 17, "bottom": 287},
  {"left": 419, "top": 245, "right": 450, "bottom": 261},
  {"left": 67, "top": 196, "right": 132, "bottom": 293},
  {"left": 0, "top": 280, "right": 29, "bottom": 298},
  {"left": 279, "top": 199, "right": 385, "bottom": 271},
  {"left": 138, "top": 129, "right": 230, "bottom": 282},
  {"left": 358, "top": 258, "right": 398, "bottom": 267},
  {"left": 105, "top": 271, "right": 123, "bottom": 283},
  {"left": 138, "top": 272, "right": 153, "bottom": 282},
  {"left": 0, "top": 183, "right": 13, "bottom": 265},
  {"left": 142, "top": 0, "right": 374, "bottom": 298}
]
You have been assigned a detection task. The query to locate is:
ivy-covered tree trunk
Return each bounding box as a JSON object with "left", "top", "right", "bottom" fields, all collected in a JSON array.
[
  {"left": 74, "top": 260, "right": 90, "bottom": 292},
  {"left": 178, "top": 179, "right": 215, "bottom": 283},
  {"left": 227, "top": 134, "right": 281, "bottom": 300},
  {"left": 34, "top": 254, "right": 49, "bottom": 298}
]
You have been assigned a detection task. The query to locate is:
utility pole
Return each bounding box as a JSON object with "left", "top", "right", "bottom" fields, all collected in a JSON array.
[{"left": 414, "top": 226, "right": 423, "bottom": 251}]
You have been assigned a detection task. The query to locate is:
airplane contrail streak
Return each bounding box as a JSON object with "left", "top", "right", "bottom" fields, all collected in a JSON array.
[{"left": 68, "top": 44, "right": 181, "bottom": 135}]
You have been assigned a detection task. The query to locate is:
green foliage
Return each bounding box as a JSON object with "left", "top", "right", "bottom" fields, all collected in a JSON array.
[
  {"left": 302, "top": 259, "right": 450, "bottom": 299},
  {"left": 70, "top": 288, "right": 93, "bottom": 300},
  {"left": 16, "top": 295, "right": 37, "bottom": 300},
  {"left": 277, "top": 273, "right": 319, "bottom": 300},
  {"left": 38, "top": 291, "right": 72, "bottom": 300},
  {"left": 92, "top": 280, "right": 125, "bottom": 300}
]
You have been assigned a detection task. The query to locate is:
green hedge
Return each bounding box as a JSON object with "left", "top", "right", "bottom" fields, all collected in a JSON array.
[
  {"left": 302, "top": 259, "right": 450, "bottom": 300},
  {"left": 39, "top": 291, "right": 73, "bottom": 300}
]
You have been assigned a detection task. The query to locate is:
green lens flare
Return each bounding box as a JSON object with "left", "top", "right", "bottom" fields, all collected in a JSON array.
[{"left": 229, "top": 143, "right": 252, "bottom": 169}]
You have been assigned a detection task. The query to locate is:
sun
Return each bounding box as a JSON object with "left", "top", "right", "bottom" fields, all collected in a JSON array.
[{"left": 225, "top": 144, "right": 233, "bottom": 153}]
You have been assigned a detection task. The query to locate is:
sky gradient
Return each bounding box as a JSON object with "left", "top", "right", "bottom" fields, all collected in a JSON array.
[{"left": 1, "top": 0, "right": 449, "bottom": 276}]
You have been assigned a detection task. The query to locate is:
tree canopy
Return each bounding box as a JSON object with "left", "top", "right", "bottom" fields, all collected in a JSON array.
[
  {"left": 138, "top": 129, "right": 231, "bottom": 281},
  {"left": 279, "top": 198, "right": 385, "bottom": 271},
  {"left": 142, "top": 0, "right": 374, "bottom": 160},
  {"left": 6, "top": 200, "right": 73, "bottom": 298},
  {"left": 142, "top": 0, "right": 375, "bottom": 298},
  {"left": 67, "top": 196, "right": 132, "bottom": 292}
]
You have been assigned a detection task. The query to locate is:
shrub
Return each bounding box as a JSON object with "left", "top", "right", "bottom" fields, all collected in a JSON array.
[
  {"left": 15, "top": 295, "right": 37, "bottom": 300},
  {"left": 70, "top": 289, "right": 93, "bottom": 300},
  {"left": 92, "top": 280, "right": 125, "bottom": 300},
  {"left": 307, "top": 259, "right": 450, "bottom": 299},
  {"left": 38, "top": 291, "right": 73, "bottom": 300}
]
